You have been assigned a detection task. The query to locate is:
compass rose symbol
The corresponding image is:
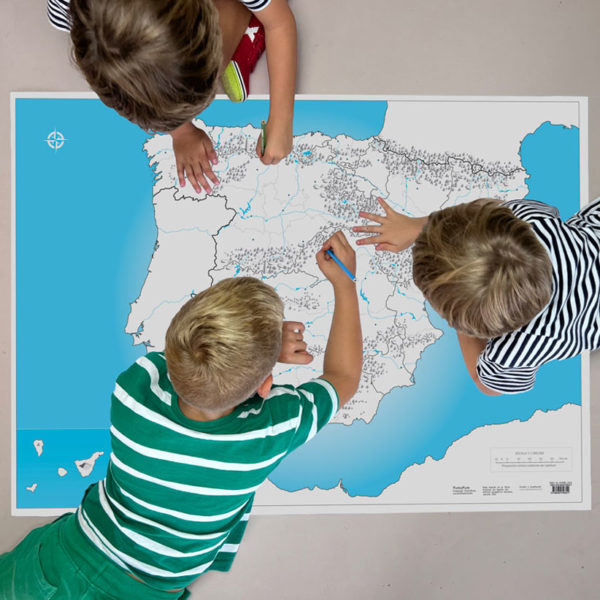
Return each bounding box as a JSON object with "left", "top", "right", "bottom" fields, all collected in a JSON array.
[{"left": 45, "top": 129, "right": 67, "bottom": 151}]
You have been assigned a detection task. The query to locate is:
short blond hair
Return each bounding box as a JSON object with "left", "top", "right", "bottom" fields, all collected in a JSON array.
[
  {"left": 70, "top": 0, "right": 222, "bottom": 131},
  {"left": 165, "top": 277, "right": 284, "bottom": 411},
  {"left": 412, "top": 199, "right": 553, "bottom": 339}
]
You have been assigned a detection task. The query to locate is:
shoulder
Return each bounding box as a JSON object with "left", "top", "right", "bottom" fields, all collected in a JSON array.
[
  {"left": 115, "top": 352, "right": 171, "bottom": 397},
  {"left": 47, "top": 0, "right": 72, "bottom": 32},
  {"left": 480, "top": 320, "right": 560, "bottom": 370},
  {"left": 232, "top": 384, "right": 300, "bottom": 421},
  {"left": 502, "top": 199, "right": 561, "bottom": 221},
  {"left": 565, "top": 196, "right": 600, "bottom": 238}
]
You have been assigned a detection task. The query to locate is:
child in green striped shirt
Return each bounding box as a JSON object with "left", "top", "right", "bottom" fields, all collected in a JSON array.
[{"left": 0, "top": 231, "right": 362, "bottom": 599}]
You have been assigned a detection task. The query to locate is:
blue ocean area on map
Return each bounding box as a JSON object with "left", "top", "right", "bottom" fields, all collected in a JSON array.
[
  {"left": 520, "top": 120, "right": 580, "bottom": 206},
  {"left": 15, "top": 98, "right": 580, "bottom": 507},
  {"left": 17, "top": 430, "right": 110, "bottom": 508},
  {"left": 15, "top": 98, "right": 386, "bottom": 507}
]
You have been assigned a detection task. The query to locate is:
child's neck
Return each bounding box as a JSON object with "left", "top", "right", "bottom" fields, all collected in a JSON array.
[{"left": 178, "top": 398, "right": 234, "bottom": 422}]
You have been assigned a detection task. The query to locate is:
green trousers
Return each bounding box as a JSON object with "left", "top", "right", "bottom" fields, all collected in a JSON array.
[{"left": 0, "top": 513, "right": 190, "bottom": 599}]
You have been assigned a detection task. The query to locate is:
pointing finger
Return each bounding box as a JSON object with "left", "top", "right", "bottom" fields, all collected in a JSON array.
[
  {"left": 377, "top": 197, "right": 394, "bottom": 214},
  {"left": 358, "top": 210, "right": 385, "bottom": 224}
]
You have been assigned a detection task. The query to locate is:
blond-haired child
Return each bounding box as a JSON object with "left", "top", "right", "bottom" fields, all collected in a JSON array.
[
  {"left": 48, "top": 0, "right": 296, "bottom": 192},
  {"left": 354, "top": 196, "right": 600, "bottom": 395},
  {"left": 0, "top": 232, "right": 361, "bottom": 597}
]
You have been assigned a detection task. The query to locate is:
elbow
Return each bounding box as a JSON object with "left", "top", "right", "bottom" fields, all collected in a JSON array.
[
  {"left": 474, "top": 377, "right": 502, "bottom": 396},
  {"left": 479, "top": 386, "right": 502, "bottom": 397},
  {"left": 339, "top": 377, "right": 361, "bottom": 407}
]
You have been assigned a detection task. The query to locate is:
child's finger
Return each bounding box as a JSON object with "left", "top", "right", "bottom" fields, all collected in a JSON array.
[
  {"left": 201, "top": 159, "right": 220, "bottom": 187},
  {"left": 352, "top": 225, "right": 381, "bottom": 234},
  {"left": 283, "top": 321, "right": 305, "bottom": 334},
  {"left": 294, "top": 351, "right": 314, "bottom": 365},
  {"left": 176, "top": 161, "right": 186, "bottom": 188},
  {"left": 190, "top": 165, "right": 211, "bottom": 194},
  {"left": 358, "top": 210, "right": 385, "bottom": 224},
  {"left": 356, "top": 234, "right": 383, "bottom": 246},
  {"left": 293, "top": 340, "right": 308, "bottom": 352},
  {"left": 334, "top": 231, "right": 351, "bottom": 249},
  {"left": 377, "top": 197, "right": 393, "bottom": 214},
  {"left": 327, "top": 232, "right": 350, "bottom": 256},
  {"left": 282, "top": 349, "right": 313, "bottom": 365},
  {"left": 315, "top": 247, "right": 329, "bottom": 268},
  {"left": 186, "top": 165, "right": 202, "bottom": 194}
]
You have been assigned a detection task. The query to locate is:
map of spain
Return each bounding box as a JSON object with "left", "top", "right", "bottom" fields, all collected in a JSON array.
[
  {"left": 132, "top": 118, "right": 530, "bottom": 425},
  {"left": 12, "top": 96, "right": 590, "bottom": 514}
]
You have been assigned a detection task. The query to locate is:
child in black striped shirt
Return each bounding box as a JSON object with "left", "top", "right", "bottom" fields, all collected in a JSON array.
[{"left": 354, "top": 196, "right": 600, "bottom": 395}]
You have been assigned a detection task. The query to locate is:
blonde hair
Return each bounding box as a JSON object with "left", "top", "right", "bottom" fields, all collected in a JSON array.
[
  {"left": 165, "top": 277, "right": 284, "bottom": 411},
  {"left": 412, "top": 199, "right": 553, "bottom": 339},
  {"left": 70, "top": 0, "right": 222, "bottom": 131}
]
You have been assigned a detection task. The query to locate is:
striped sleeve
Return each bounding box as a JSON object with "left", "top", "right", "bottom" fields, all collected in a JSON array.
[
  {"left": 239, "top": 0, "right": 273, "bottom": 11},
  {"left": 47, "top": 0, "right": 71, "bottom": 31},
  {"left": 503, "top": 199, "right": 560, "bottom": 220},
  {"left": 284, "top": 378, "right": 339, "bottom": 452},
  {"left": 565, "top": 196, "right": 600, "bottom": 235},
  {"left": 476, "top": 348, "right": 538, "bottom": 394}
]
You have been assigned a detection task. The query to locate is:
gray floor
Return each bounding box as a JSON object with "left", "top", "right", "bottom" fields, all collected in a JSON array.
[{"left": 1, "top": 1, "right": 599, "bottom": 599}]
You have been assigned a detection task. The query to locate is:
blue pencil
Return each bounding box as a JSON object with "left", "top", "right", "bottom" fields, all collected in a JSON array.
[{"left": 325, "top": 249, "right": 356, "bottom": 282}]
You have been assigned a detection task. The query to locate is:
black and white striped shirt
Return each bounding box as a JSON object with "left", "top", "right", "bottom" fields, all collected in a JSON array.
[
  {"left": 47, "top": 0, "right": 71, "bottom": 31},
  {"left": 47, "top": 0, "right": 273, "bottom": 32},
  {"left": 477, "top": 197, "right": 600, "bottom": 394}
]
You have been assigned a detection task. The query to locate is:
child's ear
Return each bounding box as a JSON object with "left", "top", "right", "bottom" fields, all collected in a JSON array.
[{"left": 256, "top": 374, "right": 273, "bottom": 398}]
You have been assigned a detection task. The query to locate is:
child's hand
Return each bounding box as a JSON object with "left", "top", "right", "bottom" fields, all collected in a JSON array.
[
  {"left": 256, "top": 119, "right": 292, "bottom": 165},
  {"left": 171, "top": 122, "right": 220, "bottom": 194},
  {"left": 278, "top": 321, "right": 313, "bottom": 364},
  {"left": 353, "top": 197, "right": 427, "bottom": 252},
  {"left": 316, "top": 231, "right": 356, "bottom": 288}
]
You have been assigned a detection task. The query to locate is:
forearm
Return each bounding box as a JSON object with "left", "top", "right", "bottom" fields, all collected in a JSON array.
[
  {"left": 322, "top": 284, "right": 363, "bottom": 406},
  {"left": 456, "top": 331, "right": 501, "bottom": 396},
  {"left": 264, "top": 10, "right": 296, "bottom": 127}
]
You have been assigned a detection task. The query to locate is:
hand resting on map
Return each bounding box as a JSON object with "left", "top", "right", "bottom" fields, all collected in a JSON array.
[
  {"left": 170, "top": 121, "right": 220, "bottom": 194},
  {"left": 353, "top": 197, "right": 428, "bottom": 252},
  {"left": 278, "top": 321, "right": 313, "bottom": 364}
]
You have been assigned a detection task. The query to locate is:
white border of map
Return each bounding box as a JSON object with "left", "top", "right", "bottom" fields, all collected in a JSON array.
[{"left": 11, "top": 94, "right": 591, "bottom": 515}]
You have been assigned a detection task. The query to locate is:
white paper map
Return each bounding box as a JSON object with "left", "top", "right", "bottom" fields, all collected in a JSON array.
[{"left": 12, "top": 95, "right": 590, "bottom": 515}]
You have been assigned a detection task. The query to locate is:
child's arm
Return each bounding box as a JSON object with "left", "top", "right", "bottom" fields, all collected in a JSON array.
[
  {"left": 353, "top": 197, "right": 428, "bottom": 252},
  {"left": 316, "top": 232, "right": 363, "bottom": 407},
  {"left": 253, "top": 0, "right": 297, "bottom": 165},
  {"left": 170, "top": 122, "right": 220, "bottom": 195},
  {"left": 456, "top": 331, "right": 501, "bottom": 396}
]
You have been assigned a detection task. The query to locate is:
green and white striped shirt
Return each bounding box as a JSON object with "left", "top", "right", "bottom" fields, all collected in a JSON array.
[{"left": 77, "top": 352, "right": 338, "bottom": 590}]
